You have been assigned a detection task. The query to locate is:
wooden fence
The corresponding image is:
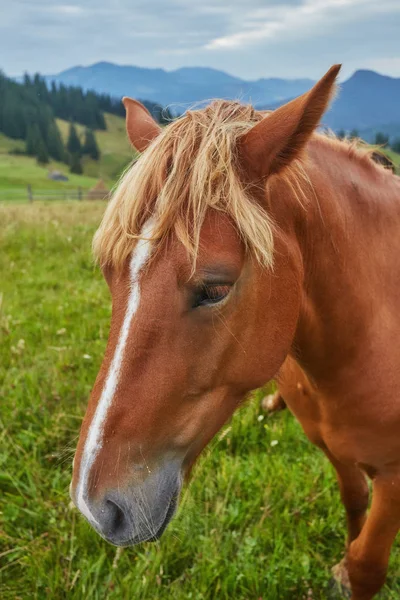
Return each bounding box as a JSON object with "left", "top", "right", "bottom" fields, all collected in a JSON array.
[{"left": 0, "top": 186, "right": 110, "bottom": 203}]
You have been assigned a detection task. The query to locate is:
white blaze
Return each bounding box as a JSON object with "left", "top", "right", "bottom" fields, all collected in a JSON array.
[{"left": 76, "top": 219, "right": 155, "bottom": 524}]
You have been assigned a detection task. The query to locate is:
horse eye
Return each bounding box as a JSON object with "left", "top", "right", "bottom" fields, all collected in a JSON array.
[{"left": 193, "top": 284, "right": 231, "bottom": 308}]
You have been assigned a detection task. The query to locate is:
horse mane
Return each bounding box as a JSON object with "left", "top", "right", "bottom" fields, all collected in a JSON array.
[
  {"left": 315, "top": 131, "right": 395, "bottom": 173},
  {"left": 93, "top": 100, "right": 393, "bottom": 272},
  {"left": 93, "top": 100, "right": 310, "bottom": 271}
]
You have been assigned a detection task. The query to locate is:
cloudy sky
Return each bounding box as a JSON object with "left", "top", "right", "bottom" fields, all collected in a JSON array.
[{"left": 2, "top": 0, "right": 400, "bottom": 80}]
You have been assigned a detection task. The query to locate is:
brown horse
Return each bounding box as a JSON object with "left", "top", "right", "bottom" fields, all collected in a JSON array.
[{"left": 70, "top": 65, "right": 400, "bottom": 600}]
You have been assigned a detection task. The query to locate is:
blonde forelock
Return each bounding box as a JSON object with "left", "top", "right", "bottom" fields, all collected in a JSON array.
[{"left": 93, "top": 100, "right": 307, "bottom": 271}]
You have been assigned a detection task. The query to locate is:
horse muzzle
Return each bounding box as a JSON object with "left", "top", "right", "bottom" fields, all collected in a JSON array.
[{"left": 71, "top": 461, "right": 182, "bottom": 546}]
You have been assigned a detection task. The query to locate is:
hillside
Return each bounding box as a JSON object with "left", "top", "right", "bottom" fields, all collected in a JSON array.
[
  {"left": 46, "top": 62, "right": 315, "bottom": 109},
  {"left": 56, "top": 113, "right": 135, "bottom": 181},
  {"left": 0, "top": 152, "right": 98, "bottom": 195},
  {"left": 1, "top": 107, "right": 398, "bottom": 198},
  {"left": 0, "top": 71, "right": 164, "bottom": 197},
  {"left": 0, "top": 113, "right": 134, "bottom": 195}
]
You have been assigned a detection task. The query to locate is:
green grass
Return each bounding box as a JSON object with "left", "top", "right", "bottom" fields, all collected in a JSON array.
[
  {"left": 0, "top": 113, "right": 135, "bottom": 197},
  {"left": 1, "top": 115, "right": 398, "bottom": 199},
  {"left": 1, "top": 203, "right": 400, "bottom": 599},
  {"left": 0, "top": 133, "right": 26, "bottom": 155},
  {"left": 0, "top": 154, "right": 99, "bottom": 194},
  {"left": 0, "top": 127, "right": 100, "bottom": 195}
]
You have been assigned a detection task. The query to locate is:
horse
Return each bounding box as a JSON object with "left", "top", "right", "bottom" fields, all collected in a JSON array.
[{"left": 70, "top": 65, "right": 400, "bottom": 600}]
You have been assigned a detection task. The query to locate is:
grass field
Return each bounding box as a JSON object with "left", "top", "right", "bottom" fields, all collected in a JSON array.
[
  {"left": 0, "top": 154, "right": 100, "bottom": 194},
  {"left": 1, "top": 202, "right": 400, "bottom": 600},
  {"left": 0, "top": 113, "right": 135, "bottom": 196},
  {"left": 1, "top": 115, "right": 399, "bottom": 199}
]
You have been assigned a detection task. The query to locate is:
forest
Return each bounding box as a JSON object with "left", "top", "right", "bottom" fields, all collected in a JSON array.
[{"left": 0, "top": 72, "right": 171, "bottom": 173}]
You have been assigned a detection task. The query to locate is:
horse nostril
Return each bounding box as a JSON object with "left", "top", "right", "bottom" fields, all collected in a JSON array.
[{"left": 104, "top": 498, "right": 128, "bottom": 537}]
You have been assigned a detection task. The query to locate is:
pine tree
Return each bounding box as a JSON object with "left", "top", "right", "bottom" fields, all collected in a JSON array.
[
  {"left": 2, "top": 100, "right": 23, "bottom": 139},
  {"left": 337, "top": 129, "right": 346, "bottom": 140},
  {"left": 67, "top": 122, "right": 82, "bottom": 155},
  {"left": 0, "top": 70, "right": 174, "bottom": 158},
  {"left": 36, "top": 136, "right": 49, "bottom": 164},
  {"left": 349, "top": 129, "right": 359, "bottom": 140},
  {"left": 47, "top": 122, "right": 65, "bottom": 161},
  {"left": 25, "top": 123, "right": 40, "bottom": 156},
  {"left": 82, "top": 128, "right": 100, "bottom": 160},
  {"left": 70, "top": 152, "right": 83, "bottom": 174}
]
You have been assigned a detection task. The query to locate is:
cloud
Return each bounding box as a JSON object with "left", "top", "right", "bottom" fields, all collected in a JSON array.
[
  {"left": 364, "top": 57, "right": 400, "bottom": 73},
  {"left": 0, "top": 0, "right": 400, "bottom": 80},
  {"left": 205, "top": 0, "right": 399, "bottom": 50},
  {"left": 49, "top": 4, "right": 84, "bottom": 15}
]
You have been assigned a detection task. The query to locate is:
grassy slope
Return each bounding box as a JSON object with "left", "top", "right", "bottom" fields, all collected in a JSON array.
[
  {"left": 1, "top": 115, "right": 399, "bottom": 196},
  {"left": 0, "top": 154, "right": 99, "bottom": 195},
  {"left": 56, "top": 113, "right": 136, "bottom": 182},
  {"left": 0, "top": 131, "right": 98, "bottom": 194},
  {"left": 0, "top": 113, "right": 135, "bottom": 195},
  {"left": 0, "top": 133, "right": 26, "bottom": 154},
  {"left": 1, "top": 203, "right": 400, "bottom": 599}
]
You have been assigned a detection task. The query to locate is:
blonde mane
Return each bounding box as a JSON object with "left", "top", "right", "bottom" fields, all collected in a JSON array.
[
  {"left": 93, "top": 100, "right": 390, "bottom": 272},
  {"left": 93, "top": 101, "right": 283, "bottom": 271}
]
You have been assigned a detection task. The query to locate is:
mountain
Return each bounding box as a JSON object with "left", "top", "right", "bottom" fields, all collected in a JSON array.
[
  {"left": 323, "top": 70, "right": 400, "bottom": 135},
  {"left": 45, "top": 63, "right": 400, "bottom": 136},
  {"left": 45, "top": 61, "right": 315, "bottom": 109},
  {"left": 262, "top": 69, "right": 400, "bottom": 139}
]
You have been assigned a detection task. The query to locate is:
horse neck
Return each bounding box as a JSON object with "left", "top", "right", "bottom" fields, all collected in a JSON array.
[{"left": 272, "top": 137, "right": 400, "bottom": 382}]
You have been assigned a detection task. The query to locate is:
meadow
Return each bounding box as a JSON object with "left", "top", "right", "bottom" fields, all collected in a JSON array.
[
  {"left": 1, "top": 201, "right": 400, "bottom": 600},
  {"left": 1, "top": 112, "right": 399, "bottom": 202},
  {"left": 0, "top": 113, "right": 135, "bottom": 197}
]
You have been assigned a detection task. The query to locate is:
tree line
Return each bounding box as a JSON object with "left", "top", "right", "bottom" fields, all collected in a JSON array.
[
  {"left": 24, "top": 74, "right": 106, "bottom": 130},
  {"left": 0, "top": 71, "right": 173, "bottom": 175},
  {"left": 0, "top": 71, "right": 107, "bottom": 140},
  {"left": 26, "top": 121, "right": 100, "bottom": 173},
  {"left": 3, "top": 68, "right": 398, "bottom": 177},
  {"left": 24, "top": 73, "right": 174, "bottom": 127},
  {"left": 22, "top": 73, "right": 173, "bottom": 130},
  {"left": 0, "top": 71, "right": 101, "bottom": 172}
]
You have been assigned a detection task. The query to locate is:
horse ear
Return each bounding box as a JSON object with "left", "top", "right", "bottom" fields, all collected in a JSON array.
[
  {"left": 240, "top": 64, "right": 341, "bottom": 177},
  {"left": 122, "top": 97, "right": 162, "bottom": 152}
]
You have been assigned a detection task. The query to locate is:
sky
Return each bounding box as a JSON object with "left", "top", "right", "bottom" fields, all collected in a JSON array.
[{"left": 1, "top": 0, "right": 400, "bottom": 81}]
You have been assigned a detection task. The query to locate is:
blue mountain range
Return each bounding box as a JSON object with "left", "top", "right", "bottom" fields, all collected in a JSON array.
[{"left": 46, "top": 62, "right": 400, "bottom": 139}]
